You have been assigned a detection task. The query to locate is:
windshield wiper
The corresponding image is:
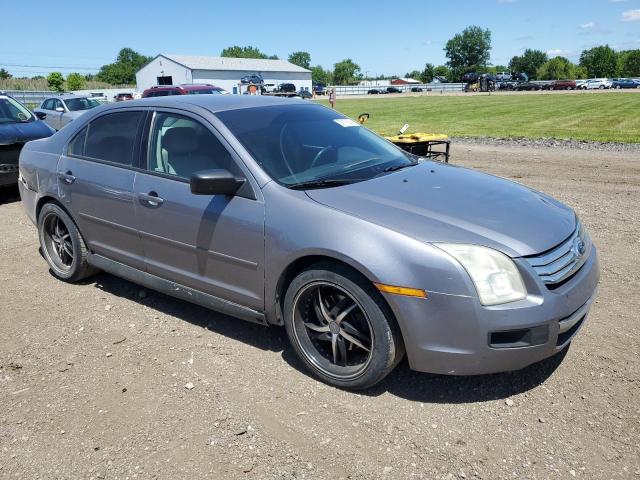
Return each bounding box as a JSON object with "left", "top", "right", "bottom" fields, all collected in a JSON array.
[
  {"left": 288, "top": 178, "right": 355, "bottom": 190},
  {"left": 384, "top": 162, "right": 417, "bottom": 172}
]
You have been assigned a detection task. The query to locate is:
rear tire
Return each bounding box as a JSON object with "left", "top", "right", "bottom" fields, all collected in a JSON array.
[
  {"left": 283, "top": 264, "right": 404, "bottom": 390},
  {"left": 38, "top": 203, "right": 97, "bottom": 282}
]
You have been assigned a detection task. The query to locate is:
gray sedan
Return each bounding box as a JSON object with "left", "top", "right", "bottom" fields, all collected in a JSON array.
[
  {"left": 18, "top": 96, "right": 599, "bottom": 389},
  {"left": 34, "top": 95, "right": 100, "bottom": 130}
]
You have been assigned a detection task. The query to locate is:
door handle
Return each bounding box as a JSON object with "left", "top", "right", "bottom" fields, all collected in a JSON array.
[
  {"left": 138, "top": 191, "right": 164, "bottom": 208},
  {"left": 58, "top": 171, "right": 76, "bottom": 185}
]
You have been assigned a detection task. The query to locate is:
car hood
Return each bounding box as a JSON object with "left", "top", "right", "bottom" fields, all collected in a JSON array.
[
  {"left": 305, "top": 162, "right": 575, "bottom": 257},
  {"left": 0, "top": 120, "right": 54, "bottom": 145}
]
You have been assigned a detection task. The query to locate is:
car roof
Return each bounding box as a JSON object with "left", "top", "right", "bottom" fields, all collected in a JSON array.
[
  {"left": 98, "top": 94, "right": 306, "bottom": 114},
  {"left": 45, "top": 94, "right": 89, "bottom": 101}
]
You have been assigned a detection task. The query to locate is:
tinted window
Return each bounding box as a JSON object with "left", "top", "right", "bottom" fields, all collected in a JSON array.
[
  {"left": 65, "top": 97, "right": 100, "bottom": 111},
  {"left": 84, "top": 112, "right": 144, "bottom": 165},
  {"left": 42, "top": 99, "right": 54, "bottom": 110},
  {"left": 217, "top": 104, "right": 411, "bottom": 187},
  {"left": 53, "top": 99, "right": 64, "bottom": 110},
  {"left": 148, "top": 113, "right": 235, "bottom": 178},
  {"left": 68, "top": 126, "right": 88, "bottom": 156}
]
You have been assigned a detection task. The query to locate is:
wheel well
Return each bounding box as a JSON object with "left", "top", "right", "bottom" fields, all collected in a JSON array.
[
  {"left": 36, "top": 196, "right": 67, "bottom": 221},
  {"left": 274, "top": 255, "right": 396, "bottom": 327}
]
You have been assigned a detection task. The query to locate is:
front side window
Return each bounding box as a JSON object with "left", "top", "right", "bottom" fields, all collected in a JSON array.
[
  {"left": 42, "top": 99, "right": 54, "bottom": 110},
  {"left": 84, "top": 111, "right": 144, "bottom": 165},
  {"left": 53, "top": 99, "right": 64, "bottom": 111},
  {"left": 187, "top": 88, "right": 225, "bottom": 95},
  {"left": 147, "top": 112, "right": 235, "bottom": 179},
  {"left": 65, "top": 97, "right": 100, "bottom": 111},
  {"left": 0, "top": 97, "right": 34, "bottom": 124},
  {"left": 217, "top": 104, "right": 413, "bottom": 187}
]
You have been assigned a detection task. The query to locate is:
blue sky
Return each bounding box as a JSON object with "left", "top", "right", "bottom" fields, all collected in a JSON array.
[{"left": 2, "top": 0, "right": 639, "bottom": 78}]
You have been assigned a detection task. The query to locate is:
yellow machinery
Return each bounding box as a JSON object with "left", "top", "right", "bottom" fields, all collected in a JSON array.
[{"left": 357, "top": 113, "right": 451, "bottom": 163}]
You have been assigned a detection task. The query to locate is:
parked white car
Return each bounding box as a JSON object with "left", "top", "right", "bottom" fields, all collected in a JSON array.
[{"left": 582, "top": 78, "right": 612, "bottom": 90}]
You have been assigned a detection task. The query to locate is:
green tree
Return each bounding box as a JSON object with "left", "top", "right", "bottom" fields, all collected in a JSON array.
[
  {"left": 420, "top": 63, "right": 435, "bottom": 83},
  {"left": 220, "top": 45, "right": 277, "bottom": 59},
  {"left": 536, "top": 56, "right": 574, "bottom": 80},
  {"left": 405, "top": 70, "right": 421, "bottom": 80},
  {"left": 433, "top": 65, "right": 451, "bottom": 81},
  {"left": 332, "top": 59, "right": 360, "bottom": 85},
  {"left": 66, "top": 72, "right": 85, "bottom": 91},
  {"left": 96, "top": 48, "right": 152, "bottom": 85},
  {"left": 444, "top": 25, "right": 492, "bottom": 81},
  {"left": 47, "top": 72, "right": 65, "bottom": 92},
  {"left": 310, "top": 65, "right": 331, "bottom": 85},
  {"left": 288, "top": 51, "right": 311, "bottom": 69},
  {"left": 579, "top": 45, "right": 618, "bottom": 78},
  {"left": 0, "top": 68, "right": 11, "bottom": 80},
  {"left": 618, "top": 49, "right": 640, "bottom": 77},
  {"left": 508, "top": 49, "right": 548, "bottom": 80}
]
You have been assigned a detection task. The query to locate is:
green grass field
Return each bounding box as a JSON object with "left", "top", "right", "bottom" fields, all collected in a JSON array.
[{"left": 318, "top": 93, "right": 640, "bottom": 143}]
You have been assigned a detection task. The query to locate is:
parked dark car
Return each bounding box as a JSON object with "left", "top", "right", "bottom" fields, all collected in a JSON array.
[
  {"left": 367, "top": 89, "right": 381, "bottom": 94},
  {"left": 550, "top": 79, "right": 577, "bottom": 90},
  {"left": 240, "top": 73, "right": 264, "bottom": 85},
  {"left": 277, "top": 83, "right": 296, "bottom": 93},
  {"left": 298, "top": 89, "right": 313, "bottom": 99},
  {"left": 313, "top": 84, "right": 326, "bottom": 95},
  {"left": 114, "top": 93, "right": 134, "bottom": 102},
  {"left": 18, "top": 95, "right": 599, "bottom": 389},
  {"left": 142, "top": 84, "right": 228, "bottom": 98},
  {"left": 386, "top": 87, "right": 402, "bottom": 94},
  {"left": 612, "top": 78, "right": 640, "bottom": 89},
  {"left": 410, "top": 87, "right": 423, "bottom": 92},
  {"left": 0, "top": 93, "right": 54, "bottom": 187},
  {"left": 515, "top": 82, "right": 542, "bottom": 91}
]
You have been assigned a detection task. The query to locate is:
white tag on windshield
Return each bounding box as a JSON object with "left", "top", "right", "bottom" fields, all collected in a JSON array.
[{"left": 334, "top": 118, "right": 360, "bottom": 127}]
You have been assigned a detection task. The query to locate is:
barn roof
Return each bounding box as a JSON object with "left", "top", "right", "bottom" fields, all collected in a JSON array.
[{"left": 159, "top": 54, "right": 311, "bottom": 73}]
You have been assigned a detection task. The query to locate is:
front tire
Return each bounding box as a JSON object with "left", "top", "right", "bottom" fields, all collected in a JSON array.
[
  {"left": 283, "top": 264, "right": 404, "bottom": 390},
  {"left": 38, "top": 203, "right": 97, "bottom": 282}
]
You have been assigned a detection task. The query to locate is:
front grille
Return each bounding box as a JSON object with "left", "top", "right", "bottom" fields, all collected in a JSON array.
[{"left": 524, "top": 222, "right": 590, "bottom": 288}]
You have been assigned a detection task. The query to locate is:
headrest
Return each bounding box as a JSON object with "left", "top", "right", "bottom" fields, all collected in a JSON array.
[{"left": 162, "top": 127, "right": 198, "bottom": 155}]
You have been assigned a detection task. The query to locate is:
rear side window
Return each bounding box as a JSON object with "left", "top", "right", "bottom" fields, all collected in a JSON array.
[
  {"left": 68, "top": 126, "right": 88, "bottom": 156},
  {"left": 84, "top": 111, "right": 144, "bottom": 165}
]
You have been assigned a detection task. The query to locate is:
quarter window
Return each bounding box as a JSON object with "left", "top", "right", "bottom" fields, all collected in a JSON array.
[
  {"left": 147, "top": 113, "right": 235, "bottom": 178},
  {"left": 68, "top": 126, "right": 88, "bottom": 156},
  {"left": 84, "top": 111, "right": 144, "bottom": 165}
]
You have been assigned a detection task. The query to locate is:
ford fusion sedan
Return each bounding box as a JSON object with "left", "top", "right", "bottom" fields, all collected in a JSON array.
[
  {"left": 0, "top": 93, "right": 54, "bottom": 188},
  {"left": 34, "top": 95, "right": 100, "bottom": 130},
  {"left": 19, "top": 96, "right": 599, "bottom": 389}
]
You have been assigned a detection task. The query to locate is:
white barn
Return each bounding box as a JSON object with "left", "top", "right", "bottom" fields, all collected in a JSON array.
[{"left": 135, "top": 54, "right": 312, "bottom": 94}]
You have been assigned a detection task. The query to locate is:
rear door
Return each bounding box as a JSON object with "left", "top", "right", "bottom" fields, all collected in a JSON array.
[
  {"left": 133, "top": 110, "right": 265, "bottom": 310},
  {"left": 57, "top": 110, "right": 147, "bottom": 270}
]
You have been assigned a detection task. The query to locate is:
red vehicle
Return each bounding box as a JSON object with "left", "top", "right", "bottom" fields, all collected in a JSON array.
[
  {"left": 141, "top": 84, "right": 228, "bottom": 98},
  {"left": 550, "top": 79, "right": 577, "bottom": 90}
]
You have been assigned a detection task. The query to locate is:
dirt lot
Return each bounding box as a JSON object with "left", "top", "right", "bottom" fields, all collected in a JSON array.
[{"left": 1, "top": 143, "right": 639, "bottom": 480}]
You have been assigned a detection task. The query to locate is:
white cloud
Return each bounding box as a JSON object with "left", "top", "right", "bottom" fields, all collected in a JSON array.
[
  {"left": 622, "top": 9, "right": 640, "bottom": 21},
  {"left": 546, "top": 49, "right": 574, "bottom": 57},
  {"left": 579, "top": 21, "right": 596, "bottom": 30}
]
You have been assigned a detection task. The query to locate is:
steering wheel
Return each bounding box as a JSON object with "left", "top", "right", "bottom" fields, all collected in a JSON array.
[{"left": 310, "top": 146, "right": 336, "bottom": 169}]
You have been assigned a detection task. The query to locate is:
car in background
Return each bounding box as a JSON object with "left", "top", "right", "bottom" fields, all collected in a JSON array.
[
  {"left": 34, "top": 95, "right": 100, "bottom": 130},
  {"left": 410, "top": 87, "right": 423, "bottom": 92},
  {"left": 114, "top": 93, "right": 134, "bottom": 102},
  {"left": 88, "top": 92, "right": 109, "bottom": 103},
  {"left": 240, "top": 73, "right": 264, "bottom": 85},
  {"left": 550, "top": 79, "right": 577, "bottom": 90},
  {"left": 297, "top": 89, "right": 313, "bottom": 99},
  {"left": 141, "top": 84, "right": 228, "bottom": 98},
  {"left": 277, "top": 83, "right": 296, "bottom": 94},
  {"left": 515, "top": 81, "right": 542, "bottom": 91},
  {"left": 612, "top": 78, "right": 640, "bottom": 89},
  {"left": 0, "top": 93, "right": 54, "bottom": 188},
  {"left": 367, "top": 88, "right": 387, "bottom": 95},
  {"left": 18, "top": 95, "right": 599, "bottom": 389},
  {"left": 386, "top": 87, "right": 402, "bottom": 94},
  {"left": 313, "top": 84, "right": 326, "bottom": 95},
  {"left": 582, "top": 78, "right": 612, "bottom": 90}
]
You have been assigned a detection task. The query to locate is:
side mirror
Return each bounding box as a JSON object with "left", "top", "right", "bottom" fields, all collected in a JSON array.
[
  {"left": 190, "top": 169, "right": 245, "bottom": 196},
  {"left": 55, "top": 107, "right": 65, "bottom": 112},
  {"left": 35, "top": 111, "right": 47, "bottom": 120}
]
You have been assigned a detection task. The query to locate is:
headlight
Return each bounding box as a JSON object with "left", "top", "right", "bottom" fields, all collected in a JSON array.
[{"left": 438, "top": 244, "right": 527, "bottom": 306}]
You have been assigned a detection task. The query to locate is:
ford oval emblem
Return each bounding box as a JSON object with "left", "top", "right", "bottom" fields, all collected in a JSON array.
[{"left": 573, "top": 237, "right": 586, "bottom": 256}]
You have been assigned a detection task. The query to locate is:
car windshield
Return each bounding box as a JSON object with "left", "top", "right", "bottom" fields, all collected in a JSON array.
[
  {"left": 217, "top": 104, "right": 415, "bottom": 187},
  {"left": 65, "top": 98, "right": 100, "bottom": 111},
  {"left": 0, "top": 97, "right": 34, "bottom": 124},
  {"left": 187, "top": 88, "right": 224, "bottom": 95}
]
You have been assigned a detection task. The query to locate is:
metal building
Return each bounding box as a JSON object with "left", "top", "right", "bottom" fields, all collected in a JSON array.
[{"left": 135, "top": 54, "right": 312, "bottom": 94}]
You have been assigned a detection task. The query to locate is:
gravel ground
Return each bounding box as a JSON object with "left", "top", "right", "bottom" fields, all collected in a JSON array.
[{"left": 1, "top": 143, "right": 639, "bottom": 480}]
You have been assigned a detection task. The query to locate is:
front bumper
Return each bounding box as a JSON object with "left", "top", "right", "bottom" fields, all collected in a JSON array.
[{"left": 385, "top": 246, "right": 600, "bottom": 375}]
